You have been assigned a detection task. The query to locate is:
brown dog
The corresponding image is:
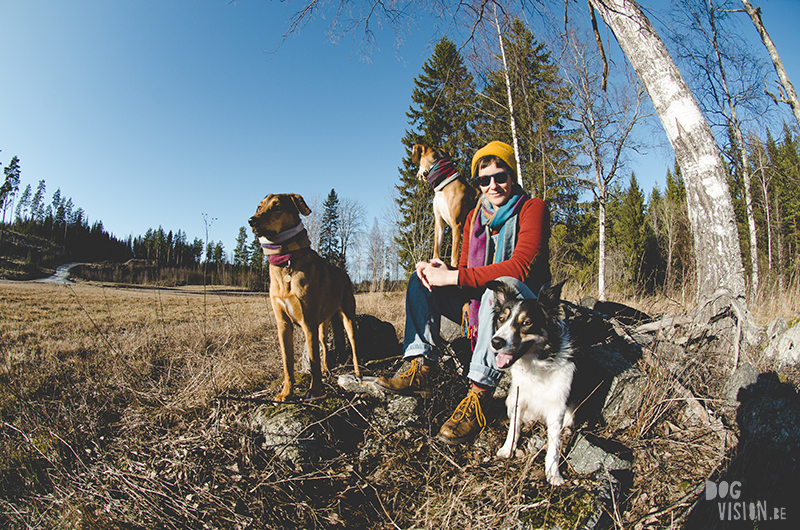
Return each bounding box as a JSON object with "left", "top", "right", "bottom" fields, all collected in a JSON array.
[
  {"left": 249, "top": 193, "right": 360, "bottom": 401},
  {"left": 412, "top": 144, "right": 478, "bottom": 267}
]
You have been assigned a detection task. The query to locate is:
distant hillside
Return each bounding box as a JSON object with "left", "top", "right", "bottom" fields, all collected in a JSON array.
[{"left": 0, "top": 228, "right": 68, "bottom": 280}]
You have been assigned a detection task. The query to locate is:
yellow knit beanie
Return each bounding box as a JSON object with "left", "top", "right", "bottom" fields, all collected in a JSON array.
[{"left": 471, "top": 141, "right": 517, "bottom": 180}]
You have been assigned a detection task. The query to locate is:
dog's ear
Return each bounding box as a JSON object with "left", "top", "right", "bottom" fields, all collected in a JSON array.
[
  {"left": 538, "top": 280, "right": 566, "bottom": 309},
  {"left": 487, "top": 279, "right": 514, "bottom": 307},
  {"left": 289, "top": 194, "right": 312, "bottom": 216},
  {"left": 411, "top": 144, "right": 423, "bottom": 165}
]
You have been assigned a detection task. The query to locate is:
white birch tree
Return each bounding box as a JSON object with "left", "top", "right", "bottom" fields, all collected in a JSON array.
[
  {"left": 587, "top": 0, "right": 746, "bottom": 301},
  {"left": 671, "top": 0, "right": 767, "bottom": 297}
]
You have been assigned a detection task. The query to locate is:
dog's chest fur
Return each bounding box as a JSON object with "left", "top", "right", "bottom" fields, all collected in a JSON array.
[{"left": 506, "top": 343, "right": 575, "bottom": 424}]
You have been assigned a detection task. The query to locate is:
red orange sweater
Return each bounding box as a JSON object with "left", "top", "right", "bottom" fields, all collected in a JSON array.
[{"left": 457, "top": 197, "right": 551, "bottom": 293}]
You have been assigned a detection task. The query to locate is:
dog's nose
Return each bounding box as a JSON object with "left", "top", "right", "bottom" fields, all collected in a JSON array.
[
  {"left": 248, "top": 216, "right": 257, "bottom": 227},
  {"left": 491, "top": 337, "right": 505, "bottom": 351}
]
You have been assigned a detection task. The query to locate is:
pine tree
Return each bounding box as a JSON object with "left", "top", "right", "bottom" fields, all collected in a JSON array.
[
  {"left": 318, "top": 189, "right": 344, "bottom": 268},
  {"left": 14, "top": 183, "right": 31, "bottom": 223},
  {"left": 395, "top": 36, "right": 477, "bottom": 271},
  {"left": 1, "top": 156, "right": 21, "bottom": 224},
  {"left": 30, "top": 180, "right": 46, "bottom": 223}
]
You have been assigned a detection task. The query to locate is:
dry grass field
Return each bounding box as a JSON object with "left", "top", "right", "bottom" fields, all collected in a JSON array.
[{"left": 1, "top": 278, "right": 798, "bottom": 529}]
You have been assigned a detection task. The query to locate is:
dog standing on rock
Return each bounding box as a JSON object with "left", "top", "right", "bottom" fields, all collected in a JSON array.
[
  {"left": 249, "top": 193, "right": 360, "bottom": 401},
  {"left": 487, "top": 279, "right": 576, "bottom": 485},
  {"left": 412, "top": 144, "right": 478, "bottom": 267}
]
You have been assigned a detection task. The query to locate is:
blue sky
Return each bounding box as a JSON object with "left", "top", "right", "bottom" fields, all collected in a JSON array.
[{"left": 1, "top": 0, "right": 799, "bottom": 266}]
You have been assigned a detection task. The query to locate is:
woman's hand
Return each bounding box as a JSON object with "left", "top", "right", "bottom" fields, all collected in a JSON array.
[
  {"left": 415, "top": 261, "right": 433, "bottom": 291},
  {"left": 416, "top": 258, "right": 458, "bottom": 291}
]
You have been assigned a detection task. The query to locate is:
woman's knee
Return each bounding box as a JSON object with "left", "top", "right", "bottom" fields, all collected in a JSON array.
[{"left": 485, "top": 276, "right": 535, "bottom": 300}]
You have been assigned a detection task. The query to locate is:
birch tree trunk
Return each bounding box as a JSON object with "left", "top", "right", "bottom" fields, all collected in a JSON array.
[
  {"left": 494, "top": 6, "right": 523, "bottom": 177},
  {"left": 597, "top": 177, "right": 607, "bottom": 301},
  {"left": 741, "top": 0, "right": 800, "bottom": 128},
  {"left": 588, "top": 0, "right": 746, "bottom": 301}
]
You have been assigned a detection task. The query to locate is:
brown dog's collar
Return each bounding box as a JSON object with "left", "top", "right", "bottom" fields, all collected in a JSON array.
[{"left": 267, "top": 247, "right": 310, "bottom": 267}]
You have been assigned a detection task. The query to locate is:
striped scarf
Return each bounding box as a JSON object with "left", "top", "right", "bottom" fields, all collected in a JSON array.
[
  {"left": 462, "top": 185, "right": 528, "bottom": 345},
  {"left": 425, "top": 158, "right": 460, "bottom": 191},
  {"left": 259, "top": 222, "right": 311, "bottom": 267}
]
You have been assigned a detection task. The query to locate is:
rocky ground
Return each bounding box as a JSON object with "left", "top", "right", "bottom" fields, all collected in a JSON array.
[{"left": 247, "top": 291, "right": 800, "bottom": 528}]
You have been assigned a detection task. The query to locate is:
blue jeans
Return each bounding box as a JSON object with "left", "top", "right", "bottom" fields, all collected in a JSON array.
[{"left": 402, "top": 274, "right": 536, "bottom": 388}]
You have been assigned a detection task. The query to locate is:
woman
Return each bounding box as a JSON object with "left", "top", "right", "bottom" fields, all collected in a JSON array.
[{"left": 377, "top": 140, "right": 552, "bottom": 445}]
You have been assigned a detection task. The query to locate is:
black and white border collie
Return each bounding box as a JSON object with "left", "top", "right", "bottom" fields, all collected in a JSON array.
[{"left": 487, "top": 279, "right": 575, "bottom": 486}]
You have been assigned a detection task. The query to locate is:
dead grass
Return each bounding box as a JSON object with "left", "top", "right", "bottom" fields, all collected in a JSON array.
[{"left": 0, "top": 280, "right": 797, "bottom": 529}]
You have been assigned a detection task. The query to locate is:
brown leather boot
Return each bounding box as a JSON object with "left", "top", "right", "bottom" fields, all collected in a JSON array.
[
  {"left": 375, "top": 357, "right": 432, "bottom": 398},
  {"left": 437, "top": 385, "right": 491, "bottom": 445}
]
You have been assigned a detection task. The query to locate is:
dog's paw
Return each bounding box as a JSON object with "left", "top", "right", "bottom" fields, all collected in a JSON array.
[
  {"left": 546, "top": 471, "right": 565, "bottom": 486},
  {"left": 496, "top": 447, "right": 513, "bottom": 459},
  {"left": 303, "top": 389, "right": 326, "bottom": 401}
]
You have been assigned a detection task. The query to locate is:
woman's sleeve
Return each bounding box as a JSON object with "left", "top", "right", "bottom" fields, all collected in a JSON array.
[{"left": 457, "top": 198, "right": 550, "bottom": 290}]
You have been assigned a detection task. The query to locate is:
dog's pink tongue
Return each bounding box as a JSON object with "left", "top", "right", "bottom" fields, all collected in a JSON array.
[{"left": 496, "top": 353, "right": 514, "bottom": 369}]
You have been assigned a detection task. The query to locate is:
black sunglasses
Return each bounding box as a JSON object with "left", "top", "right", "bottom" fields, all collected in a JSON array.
[{"left": 476, "top": 171, "right": 510, "bottom": 187}]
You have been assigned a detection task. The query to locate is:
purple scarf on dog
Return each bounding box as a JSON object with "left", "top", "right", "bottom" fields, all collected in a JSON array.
[
  {"left": 425, "top": 158, "right": 459, "bottom": 190},
  {"left": 462, "top": 185, "right": 527, "bottom": 346}
]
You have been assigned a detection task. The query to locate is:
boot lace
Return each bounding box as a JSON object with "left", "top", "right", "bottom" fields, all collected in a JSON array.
[
  {"left": 449, "top": 389, "right": 487, "bottom": 431},
  {"left": 397, "top": 358, "right": 421, "bottom": 384}
]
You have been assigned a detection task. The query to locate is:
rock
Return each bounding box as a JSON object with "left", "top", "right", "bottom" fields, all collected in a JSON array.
[
  {"left": 337, "top": 374, "right": 385, "bottom": 398},
  {"left": 251, "top": 396, "right": 369, "bottom": 469},
  {"left": 440, "top": 317, "right": 463, "bottom": 343},
  {"left": 736, "top": 372, "right": 800, "bottom": 453},
  {"left": 251, "top": 405, "right": 330, "bottom": 467},
  {"left": 721, "top": 363, "right": 758, "bottom": 407},
  {"left": 567, "top": 434, "right": 632, "bottom": 475},
  {"left": 762, "top": 322, "right": 800, "bottom": 367},
  {"left": 372, "top": 394, "right": 420, "bottom": 431},
  {"left": 685, "top": 373, "right": 800, "bottom": 529},
  {"left": 354, "top": 314, "right": 400, "bottom": 362},
  {"left": 600, "top": 366, "right": 648, "bottom": 432},
  {"left": 566, "top": 435, "right": 633, "bottom": 530},
  {"left": 580, "top": 296, "right": 598, "bottom": 310},
  {"left": 767, "top": 317, "right": 788, "bottom": 343}
]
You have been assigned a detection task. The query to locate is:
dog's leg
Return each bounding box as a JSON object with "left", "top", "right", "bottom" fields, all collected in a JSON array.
[
  {"left": 318, "top": 319, "right": 330, "bottom": 374},
  {"left": 497, "top": 386, "right": 523, "bottom": 459},
  {"left": 339, "top": 310, "right": 360, "bottom": 379},
  {"left": 544, "top": 412, "right": 566, "bottom": 486},
  {"left": 300, "top": 320, "right": 324, "bottom": 399},
  {"left": 272, "top": 301, "right": 295, "bottom": 402},
  {"left": 331, "top": 313, "right": 346, "bottom": 368},
  {"left": 450, "top": 221, "right": 463, "bottom": 268},
  {"left": 433, "top": 204, "right": 445, "bottom": 262}
]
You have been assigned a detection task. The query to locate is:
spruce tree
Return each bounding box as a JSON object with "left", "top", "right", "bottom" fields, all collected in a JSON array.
[
  {"left": 617, "top": 173, "right": 649, "bottom": 287},
  {"left": 319, "top": 189, "right": 344, "bottom": 269},
  {"left": 233, "top": 226, "right": 250, "bottom": 267},
  {"left": 395, "top": 36, "right": 477, "bottom": 271}
]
